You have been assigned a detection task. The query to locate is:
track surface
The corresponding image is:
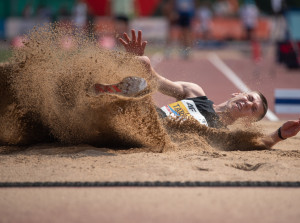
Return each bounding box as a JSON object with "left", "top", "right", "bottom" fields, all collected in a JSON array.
[{"left": 1, "top": 188, "right": 300, "bottom": 223}]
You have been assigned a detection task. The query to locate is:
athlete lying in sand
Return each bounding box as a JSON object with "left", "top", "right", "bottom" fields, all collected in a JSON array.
[{"left": 93, "top": 29, "right": 300, "bottom": 149}]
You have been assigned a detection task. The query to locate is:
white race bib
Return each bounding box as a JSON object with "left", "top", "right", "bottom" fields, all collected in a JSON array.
[{"left": 161, "top": 100, "right": 208, "bottom": 126}]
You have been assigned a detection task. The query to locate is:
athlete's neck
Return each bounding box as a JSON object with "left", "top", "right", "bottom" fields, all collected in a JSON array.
[{"left": 213, "top": 104, "right": 234, "bottom": 126}]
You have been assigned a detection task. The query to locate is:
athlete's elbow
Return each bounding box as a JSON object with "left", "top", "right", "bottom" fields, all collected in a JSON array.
[
  {"left": 184, "top": 83, "right": 206, "bottom": 98},
  {"left": 137, "top": 56, "right": 151, "bottom": 68}
]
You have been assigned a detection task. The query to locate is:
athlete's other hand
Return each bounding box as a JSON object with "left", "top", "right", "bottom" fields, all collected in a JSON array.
[
  {"left": 119, "top": 29, "right": 147, "bottom": 56},
  {"left": 280, "top": 118, "right": 300, "bottom": 139}
]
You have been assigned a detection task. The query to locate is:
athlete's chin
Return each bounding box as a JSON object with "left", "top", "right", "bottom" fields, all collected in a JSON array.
[
  {"left": 228, "top": 110, "right": 241, "bottom": 121},
  {"left": 227, "top": 105, "right": 239, "bottom": 114}
]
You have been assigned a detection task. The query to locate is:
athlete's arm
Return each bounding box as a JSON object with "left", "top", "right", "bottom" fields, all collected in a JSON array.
[
  {"left": 261, "top": 118, "right": 300, "bottom": 148},
  {"left": 154, "top": 71, "right": 206, "bottom": 100},
  {"left": 137, "top": 56, "right": 206, "bottom": 100},
  {"left": 121, "top": 30, "right": 206, "bottom": 100}
]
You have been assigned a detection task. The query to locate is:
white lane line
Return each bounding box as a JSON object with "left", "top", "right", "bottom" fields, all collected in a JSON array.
[{"left": 207, "top": 53, "right": 279, "bottom": 121}]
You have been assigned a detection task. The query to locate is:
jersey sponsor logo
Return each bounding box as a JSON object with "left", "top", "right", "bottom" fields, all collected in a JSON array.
[{"left": 161, "top": 100, "right": 208, "bottom": 126}]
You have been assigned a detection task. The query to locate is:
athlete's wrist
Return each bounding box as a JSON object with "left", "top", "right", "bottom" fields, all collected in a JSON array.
[{"left": 277, "top": 127, "right": 286, "bottom": 140}]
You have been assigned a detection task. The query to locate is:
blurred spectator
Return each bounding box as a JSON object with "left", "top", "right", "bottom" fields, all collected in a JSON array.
[
  {"left": 271, "top": 0, "right": 284, "bottom": 15},
  {"left": 37, "top": 4, "right": 53, "bottom": 22},
  {"left": 175, "top": 0, "right": 195, "bottom": 59},
  {"left": 195, "top": 1, "right": 212, "bottom": 40},
  {"left": 162, "top": 0, "right": 178, "bottom": 58},
  {"left": 22, "top": 4, "right": 34, "bottom": 18},
  {"left": 59, "top": 5, "right": 71, "bottom": 18},
  {"left": 109, "top": 0, "right": 136, "bottom": 38},
  {"left": 20, "top": 4, "right": 35, "bottom": 36},
  {"left": 162, "top": 0, "right": 178, "bottom": 31},
  {"left": 240, "top": 1, "right": 261, "bottom": 63},
  {"left": 57, "top": 5, "right": 71, "bottom": 25},
  {"left": 227, "top": 0, "right": 239, "bottom": 15},
  {"left": 213, "top": 0, "right": 231, "bottom": 17},
  {"left": 270, "top": 0, "right": 286, "bottom": 42},
  {"left": 239, "top": 2, "right": 259, "bottom": 41},
  {"left": 86, "top": 5, "right": 96, "bottom": 37},
  {"left": 72, "top": 0, "right": 88, "bottom": 31}
]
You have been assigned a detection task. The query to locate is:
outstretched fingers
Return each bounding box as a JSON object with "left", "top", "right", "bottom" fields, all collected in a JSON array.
[
  {"left": 119, "top": 37, "right": 127, "bottom": 47},
  {"left": 131, "top": 29, "right": 136, "bottom": 42},
  {"left": 137, "top": 30, "right": 142, "bottom": 44},
  {"left": 118, "top": 29, "right": 147, "bottom": 56},
  {"left": 142, "top": 41, "right": 147, "bottom": 49},
  {"left": 123, "top": 32, "right": 131, "bottom": 43}
]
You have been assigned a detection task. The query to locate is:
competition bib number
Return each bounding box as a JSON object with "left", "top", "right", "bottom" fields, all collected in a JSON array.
[{"left": 161, "top": 100, "right": 208, "bottom": 126}]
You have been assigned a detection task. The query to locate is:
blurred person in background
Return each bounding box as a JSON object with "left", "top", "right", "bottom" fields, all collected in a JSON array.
[
  {"left": 240, "top": 1, "right": 261, "bottom": 65},
  {"left": 270, "top": 0, "right": 286, "bottom": 41},
  {"left": 239, "top": 1, "right": 259, "bottom": 41},
  {"left": 174, "top": 0, "right": 195, "bottom": 59},
  {"left": 213, "top": 0, "right": 231, "bottom": 17},
  {"left": 108, "top": 0, "right": 137, "bottom": 39},
  {"left": 227, "top": 0, "right": 239, "bottom": 15},
  {"left": 22, "top": 3, "right": 34, "bottom": 19},
  {"left": 37, "top": 3, "right": 53, "bottom": 22},
  {"left": 195, "top": 1, "right": 212, "bottom": 41},
  {"left": 72, "top": 0, "right": 88, "bottom": 31},
  {"left": 271, "top": 0, "right": 285, "bottom": 15},
  {"left": 162, "top": 0, "right": 179, "bottom": 58},
  {"left": 17, "top": 3, "right": 34, "bottom": 45},
  {"left": 57, "top": 4, "right": 71, "bottom": 23}
]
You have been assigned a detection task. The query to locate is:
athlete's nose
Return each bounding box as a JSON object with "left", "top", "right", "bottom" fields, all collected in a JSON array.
[
  {"left": 241, "top": 95, "right": 248, "bottom": 101},
  {"left": 244, "top": 100, "right": 252, "bottom": 109}
]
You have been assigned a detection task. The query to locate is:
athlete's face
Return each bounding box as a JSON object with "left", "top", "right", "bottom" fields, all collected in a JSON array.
[{"left": 225, "top": 92, "right": 265, "bottom": 122}]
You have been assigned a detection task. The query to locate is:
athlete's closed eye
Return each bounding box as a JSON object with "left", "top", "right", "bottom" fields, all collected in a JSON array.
[{"left": 248, "top": 95, "right": 257, "bottom": 113}]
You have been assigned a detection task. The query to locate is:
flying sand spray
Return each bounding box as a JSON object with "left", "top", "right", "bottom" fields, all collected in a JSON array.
[{"left": 0, "top": 23, "right": 267, "bottom": 151}]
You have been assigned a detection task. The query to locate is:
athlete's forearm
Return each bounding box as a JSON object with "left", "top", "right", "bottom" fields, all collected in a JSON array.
[
  {"left": 261, "top": 130, "right": 284, "bottom": 148},
  {"left": 135, "top": 56, "right": 184, "bottom": 99},
  {"left": 140, "top": 56, "right": 205, "bottom": 100},
  {"left": 154, "top": 72, "right": 186, "bottom": 100}
]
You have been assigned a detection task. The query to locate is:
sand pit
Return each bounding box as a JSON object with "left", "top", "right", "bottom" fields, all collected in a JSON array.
[
  {"left": 0, "top": 120, "right": 299, "bottom": 183},
  {"left": 0, "top": 119, "right": 299, "bottom": 223},
  {"left": 0, "top": 24, "right": 299, "bottom": 182}
]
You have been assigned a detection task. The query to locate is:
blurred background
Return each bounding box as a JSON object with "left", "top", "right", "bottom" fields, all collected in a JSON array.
[
  {"left": 0, "top": 0, "right": 299, "bottom": 68},
  {"left": 0, "top": 0, "right": 299, "bottom": 120}
]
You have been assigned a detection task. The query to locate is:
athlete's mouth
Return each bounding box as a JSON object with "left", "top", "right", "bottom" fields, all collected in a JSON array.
[{"left": 236, "top": 102, "right": 242, "bottom": 111}]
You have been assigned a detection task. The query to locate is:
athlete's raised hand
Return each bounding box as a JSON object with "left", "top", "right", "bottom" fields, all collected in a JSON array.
[
  {"left": 280, "top": 118, "right": 300, "bottom": 139},
  {"left": 119, "top": 29, "right": 147, "bottom": 56}
]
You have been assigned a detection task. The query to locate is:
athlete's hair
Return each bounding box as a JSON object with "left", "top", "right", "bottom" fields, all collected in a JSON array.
[{"left": 255, "top": 91, "right": 268, "bottom": 121}]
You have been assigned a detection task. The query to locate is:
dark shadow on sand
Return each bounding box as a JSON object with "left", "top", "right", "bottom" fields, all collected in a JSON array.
[{"left": 0, "top": 143, "right": 117, "bottom": 157}]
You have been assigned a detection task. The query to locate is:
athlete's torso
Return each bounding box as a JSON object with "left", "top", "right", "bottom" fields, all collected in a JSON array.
[{"left": 159, "top": 96, "right": 223, "bottom": 128}]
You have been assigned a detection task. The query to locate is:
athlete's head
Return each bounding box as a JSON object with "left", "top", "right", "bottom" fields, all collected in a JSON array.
[{"left": 224, "top": 91, "right": 268, "bottom": 123}]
